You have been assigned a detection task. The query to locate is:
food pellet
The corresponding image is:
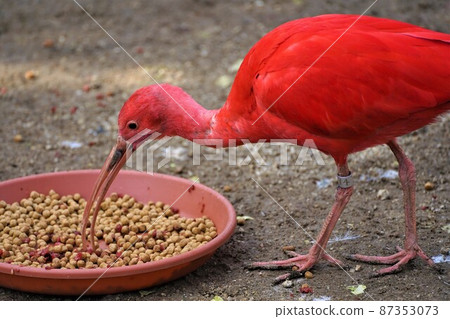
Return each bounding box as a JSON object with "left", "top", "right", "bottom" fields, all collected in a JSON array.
[
  {"left": 424, "top": 182, "right": 435, "bottom": 191},
  {"left": 0, "top": 191, "right": 217, "bottom": 269},
  {"left": 24, "top": 70, "right": 37, "bottom": 80},
  {"left": 282, "top": 245, "right": 295, "bottom": 252},
  {"left": 13, "top": 134, "right": 24, "bottom": 143}
]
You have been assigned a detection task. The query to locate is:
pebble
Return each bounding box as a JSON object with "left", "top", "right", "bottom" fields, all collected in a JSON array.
[
  {"left": 171, "top": 165, "right": 184, "bottom": 174},
  {"left": 424, "top": 182, "right": 435, "bottom": 191},
  {"left": 13, "top": 134, "right": 23, "bottom": 143},
  {"left": 223, "top": 185, "right": 232, "bottom": 192},
  {"left": 236, "top": 216, "right": 246, "bottom": 226},
  {"left": 215, "top": 75, "right": 233, "bottom": 88},
  {"left": 304, "top": 271, "right": 314, "bottom": 279},
  {"left": 282, "top": 245, "right": 295, "bottom": 251},
  {"left": 355, "top": 264, "right": 362, "bottom": 272},
  {"left": 377, "top": 189, "right": 390, "bottom": 200},
  {"left": 282, "top": 280, "right": 293, "bottom": 288}
]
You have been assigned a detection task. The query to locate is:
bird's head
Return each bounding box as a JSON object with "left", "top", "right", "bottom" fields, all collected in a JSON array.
[
  {"left": 80, "top": 84, "right": 170, "bottom": 248},
  {"left": 118, "top": 85, "right": 166, "bottom": 147}
]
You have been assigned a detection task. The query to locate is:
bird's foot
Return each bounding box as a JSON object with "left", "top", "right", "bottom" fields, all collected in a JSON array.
[
  {"left": 248, "top": 250, "right": 344, "bottom": 283},
  {"left": 347, "top": 245, "right": 436, "bottom": 276}
]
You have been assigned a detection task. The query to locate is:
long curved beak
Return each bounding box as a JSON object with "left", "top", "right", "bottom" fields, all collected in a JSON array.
[{"left": 81, "top": 135, "right": 132, "bottom": 249}]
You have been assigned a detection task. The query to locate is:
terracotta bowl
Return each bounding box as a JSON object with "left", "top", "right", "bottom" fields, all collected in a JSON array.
[{"left": 0, "top": 170, "right": 236, "bottom": 296}]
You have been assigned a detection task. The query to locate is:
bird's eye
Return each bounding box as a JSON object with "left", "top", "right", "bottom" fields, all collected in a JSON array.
[{"left": 127, "top": 121, "right": 138, "bottom": 130}]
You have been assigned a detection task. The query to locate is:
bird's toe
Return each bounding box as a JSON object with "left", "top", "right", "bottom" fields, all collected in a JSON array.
[{"left": 272, "top": 271, "right": 304, "bottom": 285}]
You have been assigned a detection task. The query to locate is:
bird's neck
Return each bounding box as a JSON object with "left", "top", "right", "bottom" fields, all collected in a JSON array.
[
  {"left": 162, "top": 88, "right": 252, "bottom": 147},
  {"left": 168, "top": 102, "right": 218, "bottom": 141},
  {"left": 162, "top": 85, "right": 277, "bottom": 146},
  {"left": 161, "top": 88, "right": 218, "bottom": 141}
]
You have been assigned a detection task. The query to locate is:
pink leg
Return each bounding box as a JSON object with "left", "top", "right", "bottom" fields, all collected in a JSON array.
[
  {"left": 349, "top": 140, "right": 435, "bottom": 275},
  {"left": 250, "top": 163, "right": 353, "bottom": 277}
]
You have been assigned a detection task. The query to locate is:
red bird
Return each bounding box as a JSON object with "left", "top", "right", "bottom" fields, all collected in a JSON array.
[{"left": 82, "top": 14, "right": 450, "bottom": 276}]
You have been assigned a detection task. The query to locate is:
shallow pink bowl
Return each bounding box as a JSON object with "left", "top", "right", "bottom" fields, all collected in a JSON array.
[{"left": 0, "top": 170, "right": 236, "bottom": 296}]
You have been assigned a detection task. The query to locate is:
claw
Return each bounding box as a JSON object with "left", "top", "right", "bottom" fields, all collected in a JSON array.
[
  {"left": 370, "top": 263, "right": 405, "bottom": 278},
  {"left": 347, "top": 250, "right": 404, "bottom": 265},
  {"left": 348, "top": 244, "right": 435, "bottom": 275},
  {"left": 323, "top": 253, "right": 345, "bottom": 266},
  {"left": 249, "top": 250, "right": 344, "bottom": 276},
  {"left": 272, "top": 271, "right": 303, "bottom": 285}
]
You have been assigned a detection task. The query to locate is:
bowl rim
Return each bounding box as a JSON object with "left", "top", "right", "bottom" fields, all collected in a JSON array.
[{"left": 0, "top": 169, "right": 236, "bottom": 279}]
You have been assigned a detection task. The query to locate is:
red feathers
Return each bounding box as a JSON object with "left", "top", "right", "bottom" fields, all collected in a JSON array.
[
  {"left": 119, "top": 15, "right": 450, "bottom": 160},
  {"left": 218, "top": 15, "right": 450, "bottom": 158}
]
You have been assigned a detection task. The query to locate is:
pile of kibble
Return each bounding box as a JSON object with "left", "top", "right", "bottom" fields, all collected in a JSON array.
[{"left": 0, "top": 190, "right": 217, "bottom": 269}]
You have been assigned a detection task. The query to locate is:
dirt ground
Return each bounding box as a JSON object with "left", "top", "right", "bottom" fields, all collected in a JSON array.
[{"left": 0, "top": 0, "right": 449, "bottom": 301}]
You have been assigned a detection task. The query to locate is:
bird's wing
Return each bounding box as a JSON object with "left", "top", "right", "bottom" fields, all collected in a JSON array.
[{"left": 224, "top": 15, "right": 450, "bottom": 139}]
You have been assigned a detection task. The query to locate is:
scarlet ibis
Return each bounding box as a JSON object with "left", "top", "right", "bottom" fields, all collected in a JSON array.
[{"left": 81, "top": 14, "right": 450, "bottom": 276}]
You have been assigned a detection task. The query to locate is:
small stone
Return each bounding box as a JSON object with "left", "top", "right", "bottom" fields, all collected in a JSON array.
[
  {"left": 424, "top": 182, "right": 435, "bottom": 191},
  {"left": 355, "top": 264, "right": 362, "bottom": 272},
  {"left": 255, "top": 0, "right": 264, "bottom": 7},
  {"left": 440, "top": 247, "right": 449, "bottom": 255},
  {"left": 236, "top": 216, "right": 246, "bottom": 226},
  {"left": 223, "top": 185, "right": 232, "bottom": 192},
  {"left": 377, "top": 189, "right": 390, "bottom": 200},
  {"left": 171, "top": 165, "right": 184, "bottom": 174},
  {"left": 282, "top": 280, "right": 293, "bottom": 288},
  {"left": 304, "top": 271, "right": 314, "bottom": 279},
  {"left": 13, "top": 134, "right": 23, "bottom": 143},
  {"left": 24, "top": 70, "right": 37, "bottom": 80},
  {"left": 282, "top": 245, "right": 295, "bottom": 251},
  {"left": 215, "top": 75, "right": 233, "bottom": 88}
]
